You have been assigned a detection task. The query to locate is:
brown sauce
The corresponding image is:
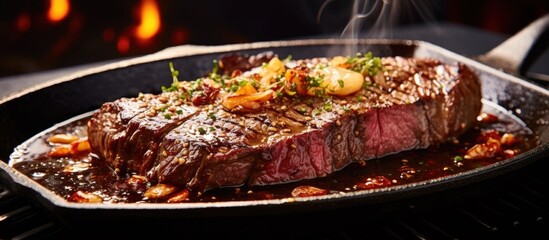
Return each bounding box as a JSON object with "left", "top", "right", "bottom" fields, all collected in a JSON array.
[{"left": 10, "top": 103, "right": 539, "bottom": 204}]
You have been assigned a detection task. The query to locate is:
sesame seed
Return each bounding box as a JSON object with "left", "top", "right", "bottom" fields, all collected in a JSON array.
[
  {"left": 158, "top": 96, "right": 168, "bottom": 103},
  {"left": 146, "top": 110, "right": 156, "bottom": 117},
  {"left": 336, "top": 120, "right": 342, "bottom": 126}
]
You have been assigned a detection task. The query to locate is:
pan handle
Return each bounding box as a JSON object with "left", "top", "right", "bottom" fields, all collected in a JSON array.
[{"left": 476, "top": 13, "right": 549, "bottom": 79}]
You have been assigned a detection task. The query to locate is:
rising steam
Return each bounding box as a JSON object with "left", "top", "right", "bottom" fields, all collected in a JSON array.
[{"left": 318, "top": 0, "right": 440, "bottom": 55}]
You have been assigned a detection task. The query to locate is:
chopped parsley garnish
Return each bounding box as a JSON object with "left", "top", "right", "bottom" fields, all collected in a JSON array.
[
  {"left": 176, "top": 109, "right": 183, "bottom": 115},
  {"left": 314, "top": 88, "right": 326, "bottom": 98},
  {"left": 208, "top": 112, "right": 217, "bottom": 121},
  {"left": 209, "top": 127, "right": 216, "bottom": 132},
  {"left": 159, "top": 105, "right": 169, "bottom": 112},
  {"left": 212, "top": 59, "right": 220, "bottom": 75},
  {"left": 229, "top": 85, "right": 240, "bottom": 92},
  {"left": 209, "top": 59, "right": 225, "bottom": 84},
  {"left": 348, "top": 52, "right": 383, "bottom": 76},
  {"left": 283, "top": 55, "right": 293, "bottom": 62},
  {"left": 323, "top": 103, "right": 333, "bottom": 112},
  {"left": 312, "top": 109, "right": 322, "bottom": 116},
  {"left": 337, "top": 79, "right": 344, "bottom": 88},
  {"left": 307, "top": 75, "right": 324, "bottom": 88},
  {"left": 162, "top": 62, "right": 181, "bottom": 92},
  {"left": 179, "top": 92, "right": 190, "bottom": 100},
  {"left": 363, "top": 81, "right": 374, "bottom": 89},
  {"left": 198, "top": 128, "right": 206, "bottom": 134},
  {"left": 164, "top": 113, "right": 172, "bottom": 119},
  {"left": 237, "top": 79, "right": 249, "bottom": 87}
]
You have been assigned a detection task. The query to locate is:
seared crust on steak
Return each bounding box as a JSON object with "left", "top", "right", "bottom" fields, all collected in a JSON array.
[{"left": 87, "top": 55, "right": 482, "bottom": 192}]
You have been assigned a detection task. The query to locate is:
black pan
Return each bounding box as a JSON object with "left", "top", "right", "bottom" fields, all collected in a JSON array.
[{"left": 1, "top": 15, "right": 548, "bottom": 224}]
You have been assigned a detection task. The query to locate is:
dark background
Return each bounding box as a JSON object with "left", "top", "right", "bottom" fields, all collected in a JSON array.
[{"left": 0, "top": 0, "right": 547, "bottom": 78}]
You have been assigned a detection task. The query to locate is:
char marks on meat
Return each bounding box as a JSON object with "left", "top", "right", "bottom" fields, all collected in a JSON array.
[{"left": 87, "top": 53, "right": 482, "bottom": 192}]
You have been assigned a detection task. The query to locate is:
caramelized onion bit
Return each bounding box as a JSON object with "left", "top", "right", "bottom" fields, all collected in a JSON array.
[
  {"left": 167, "top": 189, "right": 191, "bottom": 203},
  {"left": 192, "top": 80, "right": 220, "bottom": 105},
  {"left": 48, "top": 145, "right": 73, "bottom": 157},
  {"left": 464, "top": 137, "right": 501, "bottom": 160},
  {"left": 500, "top": 133, "right": 517, "bottom": 146},
  {"left": 260, "top": 57, "right": 286, "bottom": 86},
  {"left": 47, "top": 134, "right": 79, "bottom": 144},
  {"left": 48, "top": 138, "right": 91, "bottom": 157},
  {"left": 222, "top": 89, "right": 274, "bottom": 111},
  {"left": 285, "top": 66, "right": 309, "bottom": 95},
  {"left": 72, "top": 139, "right": 91, "bottom": 153},
  {"left": 234, "top": 84, "right": 257, "bottom": 95},
  {"left": 128, "top": 175, "right": 148, "bottom": 186},
  {"left": 68, "top": 191, "right": 103, "bottom": 203},
  {"left": 291, "top": 185, "right": 328, "bottom": 197},
  {"left": 144, "top": 183, "right": 178, "bottom": 199}
]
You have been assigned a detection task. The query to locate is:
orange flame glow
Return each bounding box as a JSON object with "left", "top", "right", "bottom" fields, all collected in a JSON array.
[
  {"left": 47, "top": 0, "right": 70, "bottom": 23},
  {"left": 135, "top": 0, "right": 161, "bottom": 40}
]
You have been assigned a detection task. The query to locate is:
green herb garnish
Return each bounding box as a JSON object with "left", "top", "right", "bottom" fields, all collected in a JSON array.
[
  {"left": 162, "top": 62, "right": 181, "bottom": 92},
  {"left": 348, "top": 52, "right": 383, "bottom": 76},
  {"left": 208, "top": 112, "right": 217, "bottom": 121},
  {"left": 323, "top": 103, "right": 333, "bottom": 112},
  {"left": 198, "top": 128, "right": 206, "bottom": 134},
  {"left": 337, "top": 79, "right": 344, "bottom": 88}
]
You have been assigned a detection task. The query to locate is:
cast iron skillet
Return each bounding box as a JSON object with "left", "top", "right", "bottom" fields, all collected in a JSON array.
[{"left": 0, "top": 15, "right": 548, "bottom": 221}]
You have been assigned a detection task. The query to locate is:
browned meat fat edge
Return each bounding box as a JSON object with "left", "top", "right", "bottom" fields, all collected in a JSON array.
[{"left": 87, "top": 57, "right": 482, "bottom": 192}]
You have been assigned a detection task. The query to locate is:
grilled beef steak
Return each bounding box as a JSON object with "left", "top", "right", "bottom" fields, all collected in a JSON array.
[{"left": 87, "top": 53, "right": 482, "bottom": 192}]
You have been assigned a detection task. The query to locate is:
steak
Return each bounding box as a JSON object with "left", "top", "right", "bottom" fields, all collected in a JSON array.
[{"left": 87, "top": 53, "right": 482, "bottom": 192}]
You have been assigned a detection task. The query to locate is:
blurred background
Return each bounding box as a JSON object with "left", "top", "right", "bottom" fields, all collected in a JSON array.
[{"left": 0, "top": 0, "right": 547, "bottom": 78}]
